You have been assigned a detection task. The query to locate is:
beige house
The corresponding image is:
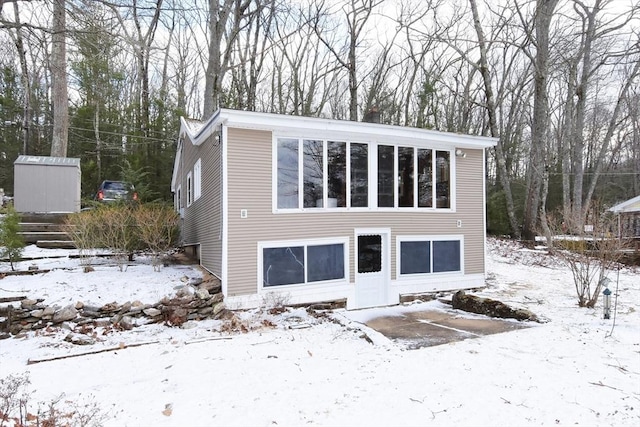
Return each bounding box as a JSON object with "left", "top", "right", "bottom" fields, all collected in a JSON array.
[{"left": 171, "top": 109, "right": 497, "bottom": 310}]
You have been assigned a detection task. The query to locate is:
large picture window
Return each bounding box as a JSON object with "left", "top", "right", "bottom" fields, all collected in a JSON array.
[
  {"left": 398, "top": 237, "right": 462, "bottom": 275},
  {"left": 262, "top": 241, "right": 347, "bottom": 287},
  {"left": 275, "top": 138, "right": 452, "bottom": 210},
  {"left": 276, "top": 138, "right": 369, "bottom": 209},
  {"left": 378, "top": 146, "right": 451, "bottom": 209}
]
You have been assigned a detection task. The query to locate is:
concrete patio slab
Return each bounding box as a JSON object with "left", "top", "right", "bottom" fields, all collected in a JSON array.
[{"left": 342, "top": 302, "right": 534, "bottom": 349}]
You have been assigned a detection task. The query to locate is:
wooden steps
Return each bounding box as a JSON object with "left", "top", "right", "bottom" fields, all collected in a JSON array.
[{"left": 17, "top": 213, "right": 76, "bottom": 249}]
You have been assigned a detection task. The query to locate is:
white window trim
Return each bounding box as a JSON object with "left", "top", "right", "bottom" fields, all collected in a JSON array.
[
  {"left": 257, "top": 236, "right": 350, "bottom": 291},
  {"left": 176, "top": 185, "right": 182, "bottom": 213},
  {"left": 194, "top": 158, "right": 202, "bottom": 201},
  {"left": 395, "top": 234, "right": 464, "bottom": 280},
  {"left": 272, "top": 136, "right": 456, "bottom": 213},
  {"left": 186, "top": 171, "right": 193, "bottom": 207}
]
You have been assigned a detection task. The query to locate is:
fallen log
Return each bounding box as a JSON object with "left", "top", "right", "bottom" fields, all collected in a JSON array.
[
  {"left": 27, "top": 340, "right": 161, "bottom": 365},
  {"left": 0, "top": 296, "right": 27, "bottom": 303},
  {"left": 0, "top": 269, "right": 52, "bottom": 277},
  {"left": 451, "top": 290, "right": 540, "bottom": 323}
]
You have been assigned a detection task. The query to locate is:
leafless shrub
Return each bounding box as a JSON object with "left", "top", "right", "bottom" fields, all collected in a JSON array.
[
  {"left": 547, "top": 208, "right": 629, "bottom": 308},
  {"left": 134, "top": 203, "right": 179, "bottom": 271},
  {"left": 1, "top": 374, "right": 110, "bottom": 427},
  {"left": 64, "top": 211, "right": 100, "bottom": 265},
  {"left": 36, "top": 394, "right": 111, "bottom": 427},
  {"left": 96, "top": 205, "right": 140, "bottom": 271},
  {"left": 0, "top": 373, "right": 31, "bottom": 427},
  {"left": 261, "top": 292, "right": 291, "bottom": 314}
]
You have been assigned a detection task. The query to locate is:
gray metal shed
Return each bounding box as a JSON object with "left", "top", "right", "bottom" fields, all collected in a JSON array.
[{"left": 13, "top": 155, "right": 81, "bottom": 213}]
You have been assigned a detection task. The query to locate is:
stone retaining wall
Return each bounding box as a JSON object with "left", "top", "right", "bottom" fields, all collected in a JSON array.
[{"left": 0, "top": 277, "right": 229, "bottom": 339}]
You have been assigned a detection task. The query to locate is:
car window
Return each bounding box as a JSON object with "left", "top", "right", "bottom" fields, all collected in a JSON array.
[{"left": 105, "top": 182, "right": 128, "bottom": 191}]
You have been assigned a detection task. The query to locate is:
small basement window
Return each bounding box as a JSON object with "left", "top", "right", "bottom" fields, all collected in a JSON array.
[
  {"left": 261, "top": 239, "right": 347, "bottom": 287},
  {"left": 398, "top": 236, "right": 462, "bottom": 276}
]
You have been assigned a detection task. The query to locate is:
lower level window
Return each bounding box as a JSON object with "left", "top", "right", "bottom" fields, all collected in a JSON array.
[
  {"left": 400, "top": 238, "right": 461, "bottom": 275},
  {"left": 263, "top": 242, "right": 345, "bottom": 287}
]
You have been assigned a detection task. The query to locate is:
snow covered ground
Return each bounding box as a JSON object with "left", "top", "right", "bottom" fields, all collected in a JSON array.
[{"left": 0, "top": 238, "right": 638, "bottom": 427}]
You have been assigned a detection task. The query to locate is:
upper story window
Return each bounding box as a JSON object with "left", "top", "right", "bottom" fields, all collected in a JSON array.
[
  {"left": 378, "top": 146, "right": 450, "bottom": 209},
  {"left": 277, "top": 138, "right": 369, "bottom": 210},
  {"left": 186, "top": 171, "right": 193, "bottom": 207},
  {"left": 193, "top": 158, "right": 202, "bottom": 201},
  {"left": 275, "top": 138, "right": 452, "bottom": 211}
]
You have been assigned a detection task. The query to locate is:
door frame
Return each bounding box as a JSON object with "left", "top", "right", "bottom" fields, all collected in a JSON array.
[{"left": 353, "top": 228, "right": 391, "bottom": 309}]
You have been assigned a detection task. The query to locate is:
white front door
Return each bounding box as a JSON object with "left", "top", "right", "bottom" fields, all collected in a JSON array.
[{"left": 354, "top": 229, "right": 390, "bottom": 309}]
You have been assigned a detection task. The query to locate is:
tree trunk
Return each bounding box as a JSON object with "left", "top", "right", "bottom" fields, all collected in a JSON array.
[
  {"left": 522, "top": 0, "right": 559, "bottom": 241},
  {"left": 50, "top": 0, "right": 68, "bottom": 158},
  {"left": 469, "top": 0, "right": 520, "bottom": 239},
  {"left": 11, "top": 1, "right": 31, "bottom": 155}
]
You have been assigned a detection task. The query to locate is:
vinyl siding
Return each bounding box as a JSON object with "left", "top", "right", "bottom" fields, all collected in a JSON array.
[
  {"left": 226, "top": 128, "right": 487, "bottom": 297},
  {"left": 179, "top": 129, "right": 223, "bottom": 278}
]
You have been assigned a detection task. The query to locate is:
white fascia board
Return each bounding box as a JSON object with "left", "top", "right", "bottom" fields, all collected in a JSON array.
[{"left": 204, "top": 109, "right": 497, "bottom": 149}]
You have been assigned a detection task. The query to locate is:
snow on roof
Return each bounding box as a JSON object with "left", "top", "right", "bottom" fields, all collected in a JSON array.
[
  {"left": 183, "top": 118, "right": 205, "bottom": 134},
  {"left": 609, "top": 195, "right": 640, "bottom": 213},
  {"left": 14, "top": 155, "right": 80, "bottom": 167}
]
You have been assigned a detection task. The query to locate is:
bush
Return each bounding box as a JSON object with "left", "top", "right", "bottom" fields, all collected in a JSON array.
[
  {"left": 65, "top": 203, "right": 179, "bottom": 271},
  {"left": 0, "top": 206, "right": 25, "bottom": 271},
  {"left": 134, "top": 203, "right": 179, "bottom": 271}
]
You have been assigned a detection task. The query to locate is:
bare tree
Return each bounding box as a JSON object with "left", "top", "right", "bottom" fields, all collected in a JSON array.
[
  {"left": 50, "top": 0, "right": 69, "bottom": 157},
  {"left": 468, "top": 0, "right": 521, "bottom": 238},
  {"left": 313, "top": 0, "right": 382, "bottom": 121},
  {"left": 202, "top": 0, "right": 252, "bottom": 118},
  {"left": 7, "top": 1, "right": 32, "bottom": 155},
  {"left": 521, "top": 0, "right": 559, "bottom": 241}
]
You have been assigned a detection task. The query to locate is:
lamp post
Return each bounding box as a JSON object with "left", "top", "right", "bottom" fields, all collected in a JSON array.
[{"left": 603, "top": 285, "right": 612, "bottom": 320}]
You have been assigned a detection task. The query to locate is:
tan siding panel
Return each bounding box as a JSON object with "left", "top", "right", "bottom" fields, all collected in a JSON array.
[
  {"left": 226, "top": 130, "right": 487, "bottom": 296},
  {"left": 179, "top": 130, "right": 223, "bottom": 277}
]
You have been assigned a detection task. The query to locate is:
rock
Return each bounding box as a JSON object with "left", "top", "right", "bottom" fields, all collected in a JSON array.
[
  {"left": 101, "top": 302, "right": 120, "bottom": 313},
  {"left": 65, "top": 333, "right": 96, "bottom": 345},
  {"left": 188, "top": 277, "right": 203, "bottom": 287},
  {"left": 198, "top": 307, "right": 213, "bottom": 316},
  {"left": 212, "top": 302, "right": 226, "bottom": 316},
  {"left": 210, "top": 293, "right": 224, "bottom": 305},
  {"left": 195, "top": 288, "right": 210, "bottom": 300},
  {"left": 175, "top": 287, "right": 193, "bottom": 298},
  {"left": 52, "top": 306, "right": 78, "bottom": 323},
  {"left": 162, "top": 306, "right": 188, "bottom": 326},
  {"left": 20, "top": 299, "right": 39, "bottom": 309},
  {"left": 31, "top": 309, "right": 45, "bottom": 318},
  {"left": 75, "top": 301, "right": 84, "bottom": 309},
  {"left": 118, "top": 302, "right": 132, "bottom": 314},
  {"left": 119, "top": 316, "right": 135, "bottom": 330},
  {"left": 451, "top": 291, "right": 540, "bottom": 322},
  {"left": 143, "top": 307, "right": 162, "bottom": 317}
]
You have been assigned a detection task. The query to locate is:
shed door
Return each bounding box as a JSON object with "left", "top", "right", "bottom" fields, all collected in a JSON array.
[{"left": 355, "top": 231, "right": 389, "bottom": 309}]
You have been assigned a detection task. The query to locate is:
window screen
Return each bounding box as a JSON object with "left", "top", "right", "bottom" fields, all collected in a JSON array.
[
  {"left": 433, "top": 240, "right": 460, "bottom": 272},
  {"left": 358, "top": 235, "right": 382, "bottom": 273},
  {"left": 400, "top": 241, "right": 431, "bottom": 274},
  {"left": 277, "top": 139, "right": 299, "bottom": 209},
  {"left": 307, "top": 244, "right": 345, "bottom": 282},
  {"left": 263, "top": 247, "right": 305, "bottom": 286}
]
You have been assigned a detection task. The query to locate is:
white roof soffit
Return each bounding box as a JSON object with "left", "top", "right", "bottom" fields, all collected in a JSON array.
[{"left": 182, "top": 109, "right": 498, "bottom": 149}]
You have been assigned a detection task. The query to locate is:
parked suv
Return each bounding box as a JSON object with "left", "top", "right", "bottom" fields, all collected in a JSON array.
[{"left": 94, "top": 180, "right": 138, "bottom": 203}]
